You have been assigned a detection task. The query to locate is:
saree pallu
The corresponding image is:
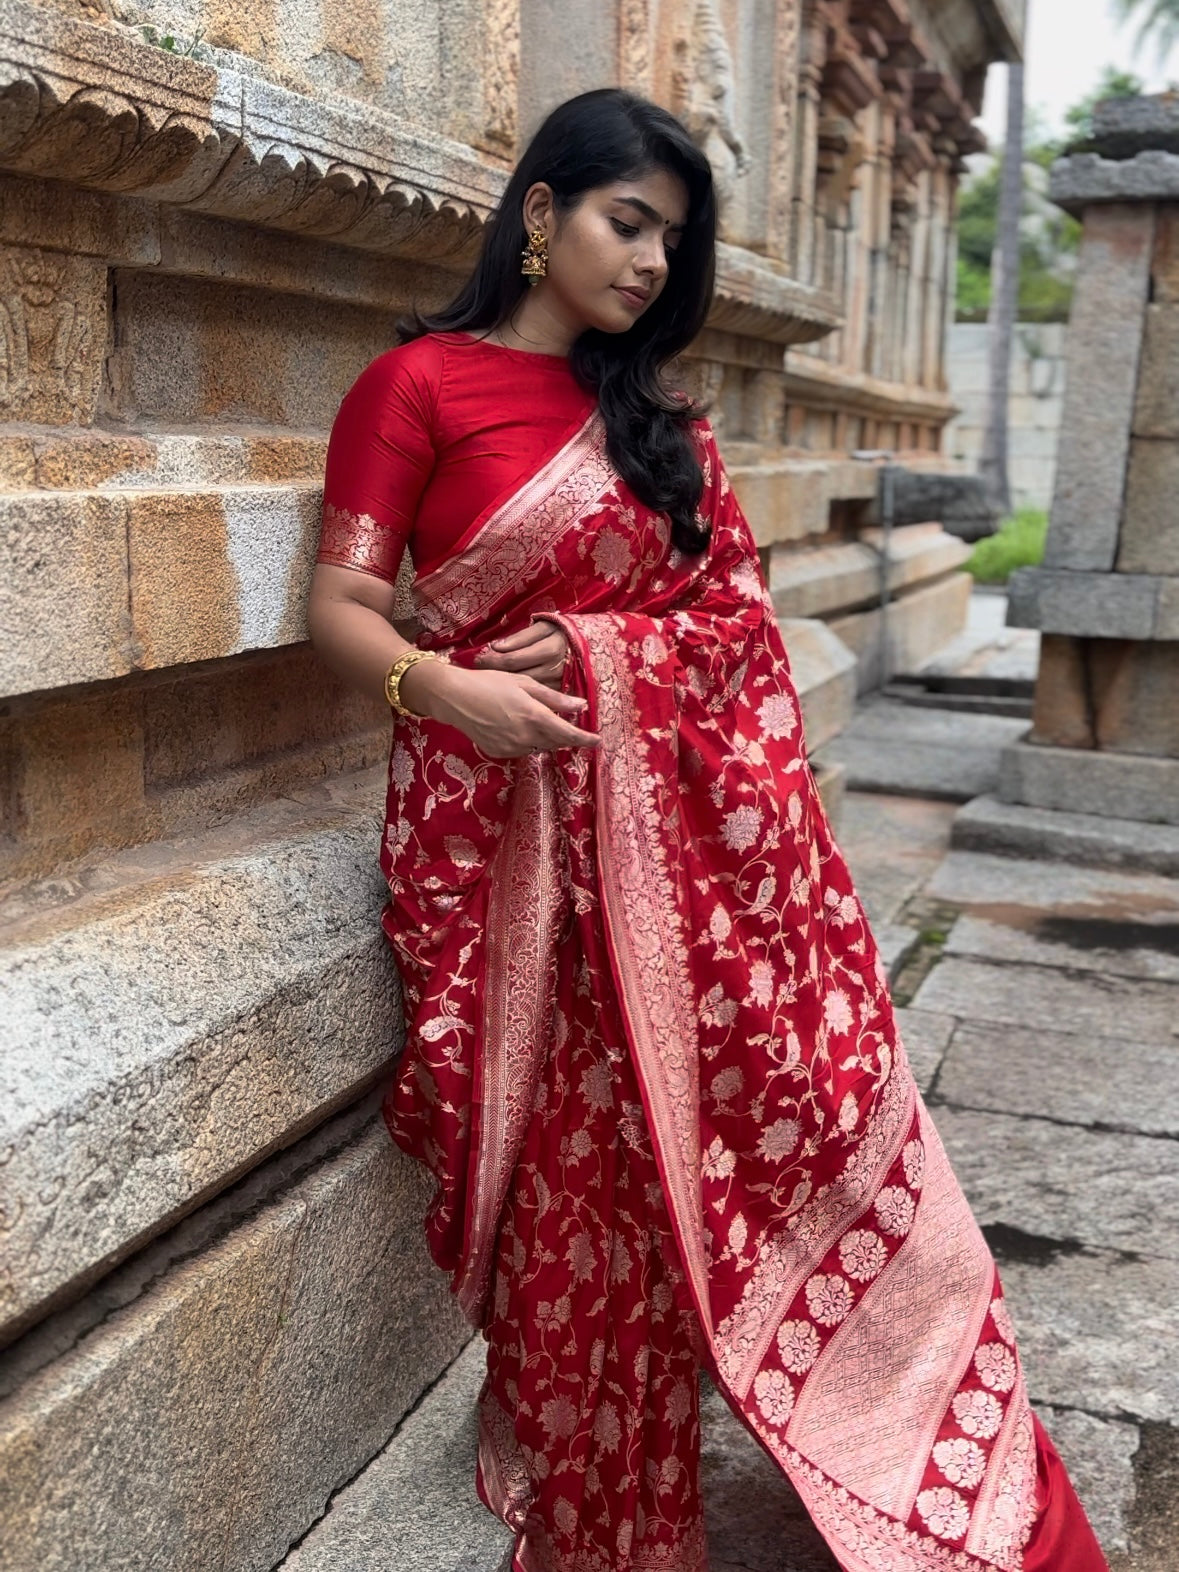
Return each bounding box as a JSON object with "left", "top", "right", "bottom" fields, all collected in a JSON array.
[{"left": 378, "top": 407, "right": 1108, "bottom": 1572}]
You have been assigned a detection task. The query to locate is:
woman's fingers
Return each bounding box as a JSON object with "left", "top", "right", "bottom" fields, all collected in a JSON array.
[
  {"left": 523, "top": 682, "right": 600, "bottom": 748},
  {"left": 489, "top": 623, "right": 551, "bottom": 650},
  {"left": 476, "top": 635, "right": 565, "bottom": 672}
]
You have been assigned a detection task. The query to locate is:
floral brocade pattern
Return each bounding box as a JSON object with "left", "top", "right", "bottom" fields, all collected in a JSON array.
[{"left": 375, "top": 415, "right": 1103, "bottom": 1572}]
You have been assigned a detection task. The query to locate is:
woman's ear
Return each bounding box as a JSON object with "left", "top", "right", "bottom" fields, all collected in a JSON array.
[{"left": 521, "top": 181, "right": 555, "bottom": 236}]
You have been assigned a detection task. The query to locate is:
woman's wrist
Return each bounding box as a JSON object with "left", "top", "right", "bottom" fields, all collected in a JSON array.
[{"left": 396, "top": 654, "right": 461, "bottom": 720}]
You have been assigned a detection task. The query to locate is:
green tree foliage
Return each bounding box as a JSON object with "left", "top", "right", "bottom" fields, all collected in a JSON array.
[{"left": 955, "top": 67, "right": 1145, "bottom": 321}]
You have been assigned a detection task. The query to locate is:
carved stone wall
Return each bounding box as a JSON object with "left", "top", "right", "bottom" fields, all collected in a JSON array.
[{"left": 0, "top": 1, "right": 1017, "bottom": 1567}]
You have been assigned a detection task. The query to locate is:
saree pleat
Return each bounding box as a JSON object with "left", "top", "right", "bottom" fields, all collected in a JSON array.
[{"left": 377, "top": 406, "right": 1109, "bottom": 1572}]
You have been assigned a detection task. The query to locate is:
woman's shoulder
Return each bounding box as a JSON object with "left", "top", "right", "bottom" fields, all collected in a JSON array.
[
  {"left": 336, "top": 334, "right": 454, "bottom": 430},
  {"left": 351, "top": 332, "right": 449, "bottom": 391}
]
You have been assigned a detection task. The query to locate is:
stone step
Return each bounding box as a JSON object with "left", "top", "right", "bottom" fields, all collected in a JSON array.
[
  {"left": 0, "top": 1100, "right": 469, "bottom": 1572},
  {"left": 0, "top": 772, "right": 399, "bottom": 1343},
  {"left": 822, "top": 696, "right": 1030, "bottom": 801},
  {"left": 828, "top": 572, "right": 976, "bottom": 695},
  {"left": 768, "top": 524, "right": 970, "bottom": 619},
  {"left": 952, "top": 792, "right": 1179, "bottom": 875}
]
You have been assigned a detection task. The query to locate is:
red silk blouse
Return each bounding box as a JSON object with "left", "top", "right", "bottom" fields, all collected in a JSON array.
[{"left": 317, "top": 331, "right": 598, "bottom": 585}]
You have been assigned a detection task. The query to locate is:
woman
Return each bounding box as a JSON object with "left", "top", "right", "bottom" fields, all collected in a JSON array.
[{"left": 308, "top": 88, "right": 1108, "bottom": 1572}]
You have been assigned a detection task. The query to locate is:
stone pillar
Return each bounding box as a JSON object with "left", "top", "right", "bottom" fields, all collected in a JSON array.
[{"left": 1000, "top": 96, "right": 1179, "bottom": 828}]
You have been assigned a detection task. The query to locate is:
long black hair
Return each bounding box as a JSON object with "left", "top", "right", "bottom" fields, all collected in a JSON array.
[{"left": 396, "top": 88, "right": 718, "bottom": 555}]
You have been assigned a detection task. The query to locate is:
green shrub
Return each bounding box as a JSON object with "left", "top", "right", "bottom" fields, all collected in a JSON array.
[{"left": 965, "top": 507, "right": 1048, "bottom": 584}]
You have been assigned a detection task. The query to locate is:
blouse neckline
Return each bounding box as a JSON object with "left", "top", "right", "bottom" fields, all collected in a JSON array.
[{"left": 443, "top": 330, "right": 573, "bottom": 366}]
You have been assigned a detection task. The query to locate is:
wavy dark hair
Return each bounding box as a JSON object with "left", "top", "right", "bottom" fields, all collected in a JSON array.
[{"left": 396, "top": 88, "right": 718, "bottom": 554}]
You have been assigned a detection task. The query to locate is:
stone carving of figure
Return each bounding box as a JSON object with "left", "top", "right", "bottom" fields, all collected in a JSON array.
[
  {"left": 675, "top": 0, "right": 753, "bottom": 215},
  {"left": 0, "top": 250, "right": 92, "bottom": 421}
]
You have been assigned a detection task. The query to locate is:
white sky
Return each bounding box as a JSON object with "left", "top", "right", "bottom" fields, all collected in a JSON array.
[{"left": 978, "top": 0, "right": 1179, "bottom": 144}]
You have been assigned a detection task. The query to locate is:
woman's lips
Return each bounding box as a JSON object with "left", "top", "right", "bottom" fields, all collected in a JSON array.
[{"left": 613, "top": 286, "right": 648, "bottom": 310}]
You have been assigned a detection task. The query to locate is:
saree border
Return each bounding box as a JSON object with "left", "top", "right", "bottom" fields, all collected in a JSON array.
[
  {"left": 455, "top": 755, "right": 563, "bottom": 1323},
  {"left": 561, "top": 612, "right": 715, "bottom": 1342},
  {"left": 412, "top": 407, "right": 613, "bottom": 638},
  {"left": 784, "top": 1096, "right": 996, "bottom": 1523}
]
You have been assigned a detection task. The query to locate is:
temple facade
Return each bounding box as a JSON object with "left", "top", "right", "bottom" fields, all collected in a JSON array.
[{"left": 0, "top": 2, "right": 1021, "bottom": 1566}]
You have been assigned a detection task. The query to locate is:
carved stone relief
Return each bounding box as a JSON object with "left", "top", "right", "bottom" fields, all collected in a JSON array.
[
  {"left": 672, "top": 0, "right": 752, "bottom": 218},
  {"left": 0, "top": 243, "right": 105, "bottom": 424}
]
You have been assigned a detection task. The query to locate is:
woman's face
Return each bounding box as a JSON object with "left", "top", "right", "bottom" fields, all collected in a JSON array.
[{"left": 526, "top": 167, "right": 690, "bottom": 336}]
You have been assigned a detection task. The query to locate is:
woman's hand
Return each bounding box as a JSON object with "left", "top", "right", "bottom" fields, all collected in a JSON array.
[
  {"left": 473, "top": 619, "right": 569, "bottom": 692},
  {"left": 402, "top": 661, "right": 600, "bottom": 759}
]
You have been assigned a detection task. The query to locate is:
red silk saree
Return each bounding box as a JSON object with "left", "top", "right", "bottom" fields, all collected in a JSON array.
[{"left": 355, "top": 399, "right": 1107, "bottom": 1572}]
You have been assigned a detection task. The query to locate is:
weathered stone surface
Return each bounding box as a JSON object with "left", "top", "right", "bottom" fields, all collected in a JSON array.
[
  {"left": 1030, "top": 635, "right": 1179, "bottom": 757},
  {"left": 0, "top": 656, "right": 388, "bottom": 885},
  {"left": 997, "top": 1250, "right": 1179, "bottom": 1424},
  {"left": 1151, "top": 204, "right": 1179, "bottom": 304},
  {"left": 1119, "top": 438, "right": 1179, "bottom": 573},
  {"left": 770, "top": 526, "right": 970, "bottom": 620},
  {"left": 0, "top": 797, "right": 400, "bottom": 1341},
  {"left": 1034, "top": 1405, "right": 1138, "bottom": 1554},
  {"left": 944, "top": 910, "right": 1179, "bottom": 984},
  {"left": 926, "top": 847, "right": 1179, "bottom": 924},
  {"left": 934, "top": 1106, "right": 1179, "bottom": 1260},
  {"left": 1131, "top": 306, "right": 1179, "bottom": 440},
  {"left": 127, "top": 487, "right": 320, "bottom": 670},
  {"left": 832, "top": 787, "right": 958, "bottom": 924},
  {"left": 913, "top": 952, "right": 1179, "bottom": 1046},
  {"left": 0, "top": 242, "right": 107, "bottom": 423},
  {"left": 730, "top": 460, "right": 829, "bottom": 546},
  {"left": 999, "top": 737, "right": 1179, "bottom": 823},
  {"left": 873, "top": 922, "right": 921, "bottom": 983},
  {"left": 823, "top": 693, "right": 1027, "bottom": 800},
  {"left": 109, "top": 269, "right": 403, "bottom": 428},
  {"left": 950, "top": 792, "right": 1179, "bottom": 876},
  {"left": 278, "top": 1337, "right": 507, "bottom": 1572},
  {"left": 0, "top": 0, "right": 502, "bottom": 257},
  {"left": 1090, "top": 93, "right": 1179, "bottom": 158},
  {"left": 1043, "top": 204, "right": 1154, "bottom": 572},
  {"left": 880, "top": 470, "right": 999, "bottom": 540},
  {"left": 0, "top": 687, "right": 147, "bottom": 880},
  {"left": 1051, "top": 151, "right": 1179, "bottom": 214},
  {"left": 778, "top": 616, "right": 857, "bottom": 752},
  {"left": 829, "top": 572, "right": 974, "bottom": 693},
  {"left": 0, "top": 1117, "right": 469, "bottom": 1572},
  {"left": 893, "top": 1006, "right": 956, "bottom": 1094},
  {"left": 0, "top": 493, "right": 130, "bottom": 698},
  {"left": 1028, "top": 634, "right": 1097, "bottom": 749},
  {"left": 0, "top": 169, "right": 160, "bottom": 262},
  {"left": 1007, "top": 566, "right": 1177, "bottom": 639},
  {"left": 936, "top": 1019, "right": 1179, "bottom": 1136}
]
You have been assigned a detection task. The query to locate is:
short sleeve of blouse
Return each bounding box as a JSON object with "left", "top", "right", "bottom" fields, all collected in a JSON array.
[{"left": 317, "top": 337, "right": 442, "bottom": 584}]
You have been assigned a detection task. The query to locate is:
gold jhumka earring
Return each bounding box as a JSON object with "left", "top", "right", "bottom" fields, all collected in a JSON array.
[{"left": 520, "top": 227, "right": 548, "bottom": 285}]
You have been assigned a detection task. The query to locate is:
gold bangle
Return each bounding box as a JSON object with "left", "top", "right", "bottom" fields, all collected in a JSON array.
[{"left": 384, "top": 648, "right": 446, "bottom": 717}]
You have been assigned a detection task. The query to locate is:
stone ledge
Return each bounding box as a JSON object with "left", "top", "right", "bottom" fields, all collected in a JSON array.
[
  {"left": 769, "top": 524, "right": 971, "bottom": 619},
  {"left": 1007, "top": 566, "right": 1179, "bottom": 639},
  {"left": 712, "top": 243, "right": 839, "bottom": 347},
  {"left": 0, "top": 0, "right": 498, "bottom": 262},
  {"left": 952, "top": 792, "right": 1179, "bottom": 874},
  {"left": 778, "top": 615, "right": 857, "bottom": 753},
  {"left": 0, "top": 774, "right": 403, "bottom": 1343},
  {"left": 998, "top": 737, "right": 1179, "bottom": 826},
  {"left": 0, "top": 483, "right": 330, "bottom": 698},
  {"left": 829, "top": 571, "right": 975, "bottom": 695},
  {"left": 0, "top": 1109, "right": 469, "bottom": 1572},
  {"left": 1050, "top": 150, "right": 1179, "bottom": 214}
]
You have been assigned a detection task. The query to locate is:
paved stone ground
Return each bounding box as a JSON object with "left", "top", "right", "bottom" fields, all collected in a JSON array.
[{"left": 280, "top": 593, "right": 1176, "bottom": 1570}]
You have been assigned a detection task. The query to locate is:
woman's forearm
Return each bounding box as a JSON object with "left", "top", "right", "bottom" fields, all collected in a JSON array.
[{"left": 306, "top": 583, "right": 457, "bottom": 716}]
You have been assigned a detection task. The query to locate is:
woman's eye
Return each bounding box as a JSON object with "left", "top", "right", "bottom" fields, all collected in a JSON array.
[{"left": 611, "top": 218, "right": 639, "bottom": 238}]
